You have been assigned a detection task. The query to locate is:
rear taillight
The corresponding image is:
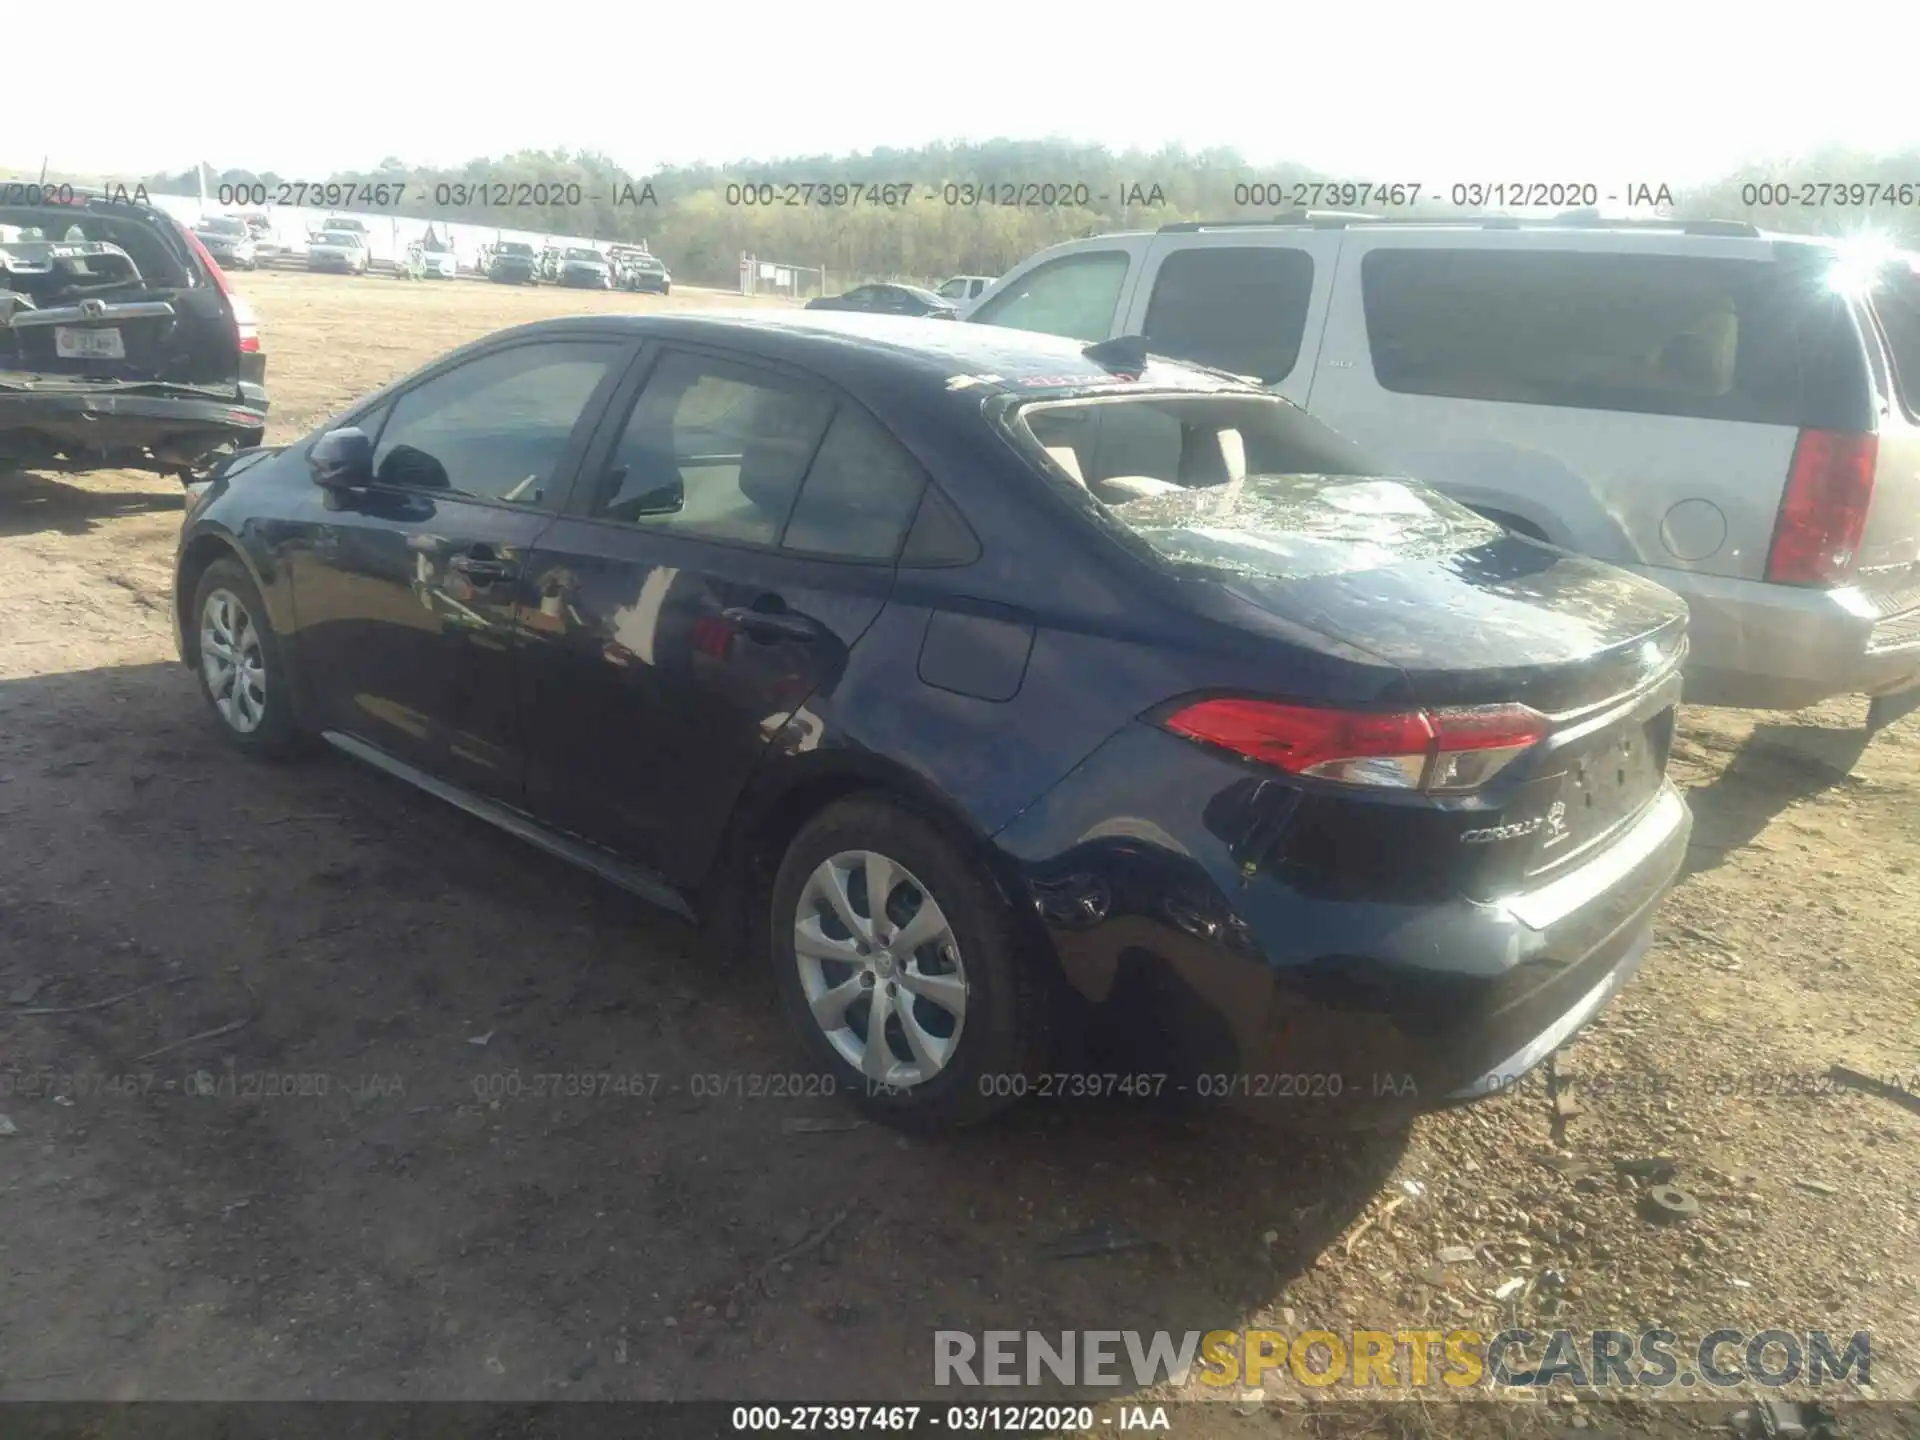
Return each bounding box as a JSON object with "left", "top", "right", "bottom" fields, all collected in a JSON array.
[
  {"left": 1161, "top": 699, "right": 1548, "bottom": 793},
  {"left": 1765, "top": 429, "right": 1877, "bottom": 586},
  {"left": 182, "top": 225, "right": 260, "bottom": 353}
]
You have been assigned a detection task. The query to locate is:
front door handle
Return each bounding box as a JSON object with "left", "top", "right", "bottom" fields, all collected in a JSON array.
[
  {"left": 449, "top": 553, "right": 518, "bottom": 584},
  {"left": 721, "top": 605, "right": 818, "bottom": 643}
]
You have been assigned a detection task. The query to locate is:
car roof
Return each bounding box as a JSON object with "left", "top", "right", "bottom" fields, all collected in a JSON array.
[
  {"left": 1027, "top": 212, "right": 1860, "bottom": 256},
  {"left": 482, "top": 311, "right": 1262, "bottom": 400}
]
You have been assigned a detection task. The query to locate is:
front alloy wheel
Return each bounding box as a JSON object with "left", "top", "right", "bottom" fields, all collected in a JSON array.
[
  {"left": 200, "top": 588, "right": 267, "bottom": 733},
  {"left": 794, "top": 849, "right": 969, "bottom": 1087},
  {"left": 189, "top": 557, "right": 302, "bottom": 758}
]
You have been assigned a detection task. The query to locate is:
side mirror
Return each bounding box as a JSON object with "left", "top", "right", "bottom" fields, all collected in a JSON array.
[
  {"left": 310, "top": 427, "right": 375, "bottom": 491},
  {"left": 626, "top": 473, "right": 685, "bottom": 517},
  {"left": 603, "top": 467, "right": 684, "bottom": 518}
]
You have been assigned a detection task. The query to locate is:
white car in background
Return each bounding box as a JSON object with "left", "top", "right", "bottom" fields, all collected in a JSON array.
[
  {"left": 412, "top": 240, "right": 458, "bottom": 279},
  {"left": 308, "top": 229, "right": 370, "bottom": 275},
  {"left": 937, "top": 273, "right": 995, "bottom": 305}
]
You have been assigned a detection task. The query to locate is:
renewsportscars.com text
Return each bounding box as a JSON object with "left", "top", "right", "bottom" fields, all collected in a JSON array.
[{"left": 933, "top": 1328, "right": 1871, "bottom": 1390}]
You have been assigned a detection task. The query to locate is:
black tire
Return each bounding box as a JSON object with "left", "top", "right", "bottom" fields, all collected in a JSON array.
[
  {"left": 769, "top": 795, "right": 1052, "bottom": 1131},
  {"left": 188, "top": 557, "right": 304, "bottom": 759}
]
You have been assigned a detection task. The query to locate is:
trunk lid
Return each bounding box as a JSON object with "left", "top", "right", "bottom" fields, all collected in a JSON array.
[
  {"left": 1115, "top": 474, "right": 1688, "bottom": 716},
  {"left": 1121, "top": 475, "right": 1686, "bottom": 884}
]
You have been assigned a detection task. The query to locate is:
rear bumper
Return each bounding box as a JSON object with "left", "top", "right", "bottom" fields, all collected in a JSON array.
[
  {"left": 1631, "top": 564, "right": 1920, "bottom": 710},
  {"left": 0, "top": 386, "right": 270, "bottom": 470},
  {"left": 993, "top": 723, "right": 1691, "bottom": 1130}
]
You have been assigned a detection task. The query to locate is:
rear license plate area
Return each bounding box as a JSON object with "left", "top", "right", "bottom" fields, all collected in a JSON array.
[
  {"left": 1528, "top": 707, "right": 1673, "bottom": 873},
  {"left": 55, "top": 326, "right": 125, "bottom": 360}
]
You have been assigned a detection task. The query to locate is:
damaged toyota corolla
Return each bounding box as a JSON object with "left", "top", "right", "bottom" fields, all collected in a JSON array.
[
  {"left": 173, "top": 315, "right": 1689, "bottom": 1130},
  {"left": 1, "top": 188, "right": 268, "bottom": 484}
]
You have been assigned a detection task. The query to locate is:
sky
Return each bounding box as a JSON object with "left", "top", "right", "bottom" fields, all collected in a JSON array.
[{"left": 10, "top": 1, "right": 1920, "bottom": 184}]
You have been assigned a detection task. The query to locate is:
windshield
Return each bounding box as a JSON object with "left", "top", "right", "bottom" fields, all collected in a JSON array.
[
  {"left": 938, "top": 278, "right": 974, "bottom": 298},
  {"left": 1010, "top": 391, "right": 1501, "bottom": 582},
  {"left": 198, "top": 218, "right": 246, "bottom": 236},
  {"left": 496, "top": 242, "right": 533, "bottom": 257},
  {"left": 567, "top": 248, "right": 602, "bottom": 262},
  {"left": 317, "top": 232, "right": 362, "bottom": 246}
]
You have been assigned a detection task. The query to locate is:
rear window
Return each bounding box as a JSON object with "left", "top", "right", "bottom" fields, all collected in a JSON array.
[
  {"left": 1008, "top": 391, "right": 1500, "bottom": 582},
  {"left": 1141, "top": 246, "right": 1316, "bottom": 384},
  {"left": 1360, "top": 248, "right": 1870, "bottom": 429},
  {"left": 1870, "top": 259, "right": 1920, "bottom": 422},
  {"left": 0, "top": 206, "right": 191, "bottom": 285}
]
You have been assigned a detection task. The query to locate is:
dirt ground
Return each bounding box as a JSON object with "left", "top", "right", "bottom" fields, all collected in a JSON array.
[{"left": 1, "top": 271, "right": 1917, "bottom": 1432}]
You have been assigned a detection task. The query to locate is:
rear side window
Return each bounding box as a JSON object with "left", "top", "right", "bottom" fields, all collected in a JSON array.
[
  {"left": 1871, "top": 261, "right": 1920, "bottom": 422},
  {"left": 593, "top": 352, "right": 834, "bottom": 543},
  {"left": 1361, "top": 249, "right": 1869, "bottom": 428},
  {"left": 782, "top": 406, "right": 927, "bottom": 561},
  {"left": 969, "top": 250, "right": 1130, "bottom": 343},
  {"left": 1142, "top": 247, "right": 1315, "bottom": 384}
]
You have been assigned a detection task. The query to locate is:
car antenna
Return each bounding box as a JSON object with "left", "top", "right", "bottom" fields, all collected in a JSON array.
[{"left": 1082, "top": 334, "right": 1151, "bottom": 372}]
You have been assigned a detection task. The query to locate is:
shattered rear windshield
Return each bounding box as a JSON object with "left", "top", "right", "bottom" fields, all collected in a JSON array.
[{"left": 1008, "top": 391, "right": 1501, "bottom": 581}]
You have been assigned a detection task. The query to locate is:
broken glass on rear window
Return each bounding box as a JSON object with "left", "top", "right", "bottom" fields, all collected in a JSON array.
[{"left": 1007, "top": 391, "right": 1501, "bottom": 582}]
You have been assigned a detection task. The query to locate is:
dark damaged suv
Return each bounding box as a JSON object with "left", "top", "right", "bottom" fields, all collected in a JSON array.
[{"left": 1, "top": 186, "right": 269, "bottom": 483}]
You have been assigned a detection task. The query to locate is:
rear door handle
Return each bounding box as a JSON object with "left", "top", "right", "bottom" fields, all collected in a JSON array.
[
  {"left": 721, "top": 606, "right": 818, "bottom": 643},
  {"left": 449, "top": 553, "right": 518, "bottom": 584}
]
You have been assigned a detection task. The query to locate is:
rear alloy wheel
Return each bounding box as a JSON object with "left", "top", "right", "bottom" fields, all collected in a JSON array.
[
  {"left": 190, "top": 558, "right": 302, "bottom": 758},
  {"left": 795, "top": 849, "right": 969, "bottom": 1087},
  {"left": 771, "top": 797, "right": 1051, "bottom": 1129}
]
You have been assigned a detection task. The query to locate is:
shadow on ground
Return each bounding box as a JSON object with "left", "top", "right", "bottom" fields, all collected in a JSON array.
[
  {"left": 1681, "top": 706, "right": 1870, "bottom": 876},
  {"left": 0, "top": 660, "right": 1404, "bottom": 1402},
  {"left": 0, "top": 469, "right": 185, "bottom": 538}
]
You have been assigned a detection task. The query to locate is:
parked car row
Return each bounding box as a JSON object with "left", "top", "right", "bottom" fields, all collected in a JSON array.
[{"left": 475, "top": 240, "right": 672, "bottom": 294}]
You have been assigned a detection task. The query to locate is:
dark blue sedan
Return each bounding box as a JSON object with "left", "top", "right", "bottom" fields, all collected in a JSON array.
[{"left": 172, "top": 313, "right": 1692, "bottom": 1130}]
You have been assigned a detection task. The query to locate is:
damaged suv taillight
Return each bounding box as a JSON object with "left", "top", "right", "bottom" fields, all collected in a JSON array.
[
  {"left": 182, "top": 224, "right": 260, "bottom": 353},
  {"left": 1160, "top": 698, "right": 1548, "bottom": 793}
]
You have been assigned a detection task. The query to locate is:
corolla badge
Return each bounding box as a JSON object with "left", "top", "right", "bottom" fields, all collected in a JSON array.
[{"left": 1461, "top": 816, "right": 1545, "bottom": 843}]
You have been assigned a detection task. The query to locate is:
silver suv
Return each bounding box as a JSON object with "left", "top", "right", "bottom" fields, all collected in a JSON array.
[{"left": 964, "top": 212, "right": 1920, "bottom": 732}]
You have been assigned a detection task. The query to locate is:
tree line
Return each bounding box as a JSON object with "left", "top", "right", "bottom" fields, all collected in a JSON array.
[{"left": 134, "top": 140, "right": 1920, "bottom": 290}]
